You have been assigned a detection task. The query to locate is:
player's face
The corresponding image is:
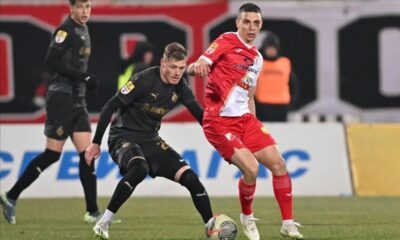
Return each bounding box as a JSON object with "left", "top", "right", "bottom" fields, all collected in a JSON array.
[
  {"left": 70, "top": 0, "right": 92, "bottom": 25},
  {"left": 236, "top": 12, "right": 262, "bottom": 44},
  {"left": 160, "top": 57, "right": 187, "bottom": 85}
]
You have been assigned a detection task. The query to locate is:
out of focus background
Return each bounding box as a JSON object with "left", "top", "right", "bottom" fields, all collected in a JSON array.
[{"left": 0, "top": 0, "right": 399, "bottom": 198}]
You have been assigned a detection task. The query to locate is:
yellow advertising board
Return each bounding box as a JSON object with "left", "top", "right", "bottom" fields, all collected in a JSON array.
[{"left": 346, "top": 124, "right": 400, "bottom": 196}]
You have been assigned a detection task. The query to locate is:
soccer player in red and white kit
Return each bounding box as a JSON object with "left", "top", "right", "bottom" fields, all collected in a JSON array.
[{"left": 188, "top": 3, "right": 303, "bottom": 240}]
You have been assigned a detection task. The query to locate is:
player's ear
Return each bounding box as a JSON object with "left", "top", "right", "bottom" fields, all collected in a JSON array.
[{"left": 235, "top": 17, "right": 240, "bottom": 28}]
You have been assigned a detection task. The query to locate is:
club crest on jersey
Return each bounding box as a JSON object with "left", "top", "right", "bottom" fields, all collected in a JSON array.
[
  {"left": 205, "top": 42, "right": 219, "bottom": 55},
  {"left": 55, "top": 30, "right": 68, "bottom": 43},
  {"left": 171, "top": 92, "right": 178, "bottom": 103},
  {"left": 121, "top": 81, "right": 135, "bottom": 94}
]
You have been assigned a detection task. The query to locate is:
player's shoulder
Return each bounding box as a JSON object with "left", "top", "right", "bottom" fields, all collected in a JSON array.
[
  {"left": 56, "top": 17, "right": 75, "bottom": 33},
  {"left": 130, "top": 66, "right": 159, "bottom": 87},
  {"left": 139, "top": 66, "right": 159, "bottom": 79},
  {"left": 52, "top": 17, "right": 74, "bottom": 41},
  {"left": 217, "top": 32, "right": 236, "bottom": 41}
]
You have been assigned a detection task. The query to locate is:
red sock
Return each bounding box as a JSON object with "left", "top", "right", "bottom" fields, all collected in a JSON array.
[
  {"left": 238, "top": 177, "right": 256, "bottom": 215},
  {"left": 273, "top": 173, "right": 293, "bottom": 220}
]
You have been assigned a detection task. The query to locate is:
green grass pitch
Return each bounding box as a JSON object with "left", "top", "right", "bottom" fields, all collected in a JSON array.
[{"left": 1, "top": 197, "right": 399, "bottom": 239}]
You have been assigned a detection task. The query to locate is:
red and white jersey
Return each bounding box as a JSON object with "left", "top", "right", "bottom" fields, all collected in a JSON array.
[{"left": 200, "top": 32, "right": 263, "bottom": 117}]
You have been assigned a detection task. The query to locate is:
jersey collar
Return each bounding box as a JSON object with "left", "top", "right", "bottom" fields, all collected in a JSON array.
[{"left": 235, "top": 32, "right": 256, "bottom": 50}]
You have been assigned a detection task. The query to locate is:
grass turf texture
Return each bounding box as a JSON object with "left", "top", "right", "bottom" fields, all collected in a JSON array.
[{"left": 0, "top": 197, "right": 399, "bottom": 240}]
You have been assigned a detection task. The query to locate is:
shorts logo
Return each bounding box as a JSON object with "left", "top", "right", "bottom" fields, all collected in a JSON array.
[
  {"left": 55, "top": 30, "right": 68, "bottom": 43},
  {"left": 225, "top": 132, "right": 234, "bottom": 141},
  {"left": 260, "top": 127, "right": 269, "bottom": 135},
  {"left": 158, "top": 140, "right": 170, "bottom": 150},
  {"left": 121, "top": 142, "right": 131, "bottom": 148},
  {"left": 56, "top": 126, "right": 64, "bottom": 136},
  {"left": 121, "top": 81, "right": 135, "bottom": 95},
  {"left": 205, "top": 42, "right": 219, "bottom": 55}
]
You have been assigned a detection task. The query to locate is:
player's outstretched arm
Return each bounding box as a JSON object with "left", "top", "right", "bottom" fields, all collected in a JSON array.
[
  {"left": 85, "top": 95, "right": 123, "bottom": 164},
  {"left": 187, "top": 58, "right": 210, "bottom": 77}
]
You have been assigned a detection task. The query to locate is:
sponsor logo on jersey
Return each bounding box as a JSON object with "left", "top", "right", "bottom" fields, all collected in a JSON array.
[
  {"left": 121, "top": 81, "right": 135, "bottom": 94},
  {"left": 55, "top": 30, "right": 68, "bottom": 43},
  {"left": 205, "top": 42, "right": 219, "bottom": 55}
]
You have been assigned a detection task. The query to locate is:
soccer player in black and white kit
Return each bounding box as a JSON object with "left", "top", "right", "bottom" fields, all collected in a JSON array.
[
  {"left": 85, "top": 42, "right": 214, "bottom": 239},
  {"left": 0, "top": 0, "right": 105, "bottom": 224}
]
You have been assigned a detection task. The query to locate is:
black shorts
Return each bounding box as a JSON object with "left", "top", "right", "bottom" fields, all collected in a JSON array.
[
  {"left": 44, "top": 92, "right": 91, "bottom": 140},
  {"left": 109, "top": 136, "right": 188, "bottom": 180}
]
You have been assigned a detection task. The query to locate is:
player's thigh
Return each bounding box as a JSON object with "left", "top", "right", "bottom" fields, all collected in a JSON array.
[
  {"left": 145, "top": 146, "right": 188, "bottom": 181},
  {"left": 44, "top": 92, "right": 76, "bottom": 140},
  {"left": 71, "top": 131, "right": 91, "bottom": 152},
  {"left": 254, "top": 144, "right": 287, "bottom": 175},
  {"left": 109, "top": 140, "right": 146, "bottom": 176},
  {"left": 231, "top": 147, "right": 259, "bottom": 177},
  {"left": 46, "top": 137, "right": 66, "bottom": 152},
  {"left": 203, "top": 116, "right": 244, "bottom": 163},
  {"left": 242, "top": 113, "right": 276, "bottom": 152}
]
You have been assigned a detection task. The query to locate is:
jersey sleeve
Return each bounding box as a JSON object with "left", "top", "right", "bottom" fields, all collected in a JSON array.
[
  {"left": 200, "top": 34, "right": 230, "bottom": 66},
  {"left": 179, "top": 78, "right": 197, "bottom": 106},
  {"left": 49, "top": 27, "right": 72, "bottom": 52},
  {"left": 117, "top": 72, "right": 148, "bottom": 105}
]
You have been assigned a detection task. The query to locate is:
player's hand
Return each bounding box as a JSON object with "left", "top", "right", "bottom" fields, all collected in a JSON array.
[
  {"left": 191, "top": 59, "right": 210, "bottom": 78},
  {"left": 81, "top": 74, "right": 99, "bottom": 91},
  {"left": 85, "top": 143, "right": 101, "bottom": 165}
]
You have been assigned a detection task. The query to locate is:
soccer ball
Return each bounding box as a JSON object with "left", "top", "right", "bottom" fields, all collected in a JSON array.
[{"left": 206, "top": 214, "right": 238, "bottom": 240}]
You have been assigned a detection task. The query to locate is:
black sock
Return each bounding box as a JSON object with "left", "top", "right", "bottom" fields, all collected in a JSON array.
[
  {"left": 79, "top": 151, "right": 98, "bottom": 213},
  {"left": 7, "top": 149, "right": 61, "bottom": 200},
  {"left": 107, "top": 160, "right": 148, "bottom": 213},
  {"left": 179, "top": 169, "right": 213, "bottom": 223}
]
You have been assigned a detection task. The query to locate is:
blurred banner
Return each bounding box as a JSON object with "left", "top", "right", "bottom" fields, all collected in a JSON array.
[
  {"left": 0, "top": 123, "right": 352, "bottom": 197},
  {"left": 0, "top": 1, "right": 399, "bottom": 123},
  {"left": 346, "top": 124, "right": 400, "bottom": 196}
]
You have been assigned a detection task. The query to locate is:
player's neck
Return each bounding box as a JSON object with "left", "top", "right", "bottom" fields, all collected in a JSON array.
[
  {"left": 159, "top": 70, "right": 168, "bottom": 84},
  {"left": 236, "top": 32, "right": 255, "bottom": 47},
  {"left": 70, "top": 15, "right": 86, "bottom": 26}
]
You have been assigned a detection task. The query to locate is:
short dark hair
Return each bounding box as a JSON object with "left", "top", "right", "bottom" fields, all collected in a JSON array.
[
  {"left": 69, "top": 0, "right": 89, "bottom": 6},
  {"left": 163, "top": 42, "right": 187, "bottom": 61},
  {"left": 238, "top": 3, "right": 262, "bottom": 16}
]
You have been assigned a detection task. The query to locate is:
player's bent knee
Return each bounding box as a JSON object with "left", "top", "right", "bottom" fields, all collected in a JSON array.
[
  {"left": 124, "top": 159, "right": 149, "bottom": 187},
  {"left": 127, "top": 158, "right": 149, "bottom": 173},
  {"left": 35, "top": 149, "right": 61, "bottom": 173},
  {"left": 269, "top": 158, "right": 287, "bottom": 174},
  {"left": 119, "top": 146, "right": 146, "bottom": 175}
]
